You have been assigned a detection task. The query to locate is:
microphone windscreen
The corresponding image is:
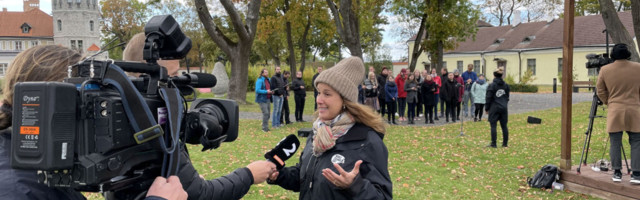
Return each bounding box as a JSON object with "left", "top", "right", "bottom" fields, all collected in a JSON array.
[{"left": 264, "top": 134, "right": 300, "bottom": 170}]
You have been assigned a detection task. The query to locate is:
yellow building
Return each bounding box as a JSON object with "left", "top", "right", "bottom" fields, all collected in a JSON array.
[{"left": 408, "top": 12, "right": 638, "bottom": 85}]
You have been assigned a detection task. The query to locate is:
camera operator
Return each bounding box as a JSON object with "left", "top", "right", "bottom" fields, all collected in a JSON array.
[
  {"left": 123, "top": 33, "right": 278, "bottom": 199},
  {"left": 0, "top": 45, "right": 186, "bottom": 200},
  {"left": 595, "top": 43, "right": 640, "bottom": 184}
]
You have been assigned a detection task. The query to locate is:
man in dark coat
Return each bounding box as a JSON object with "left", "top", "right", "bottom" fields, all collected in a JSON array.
[
  {"left": 439, "top": 67, "right": 449, "bottom": 118},
  {"left": 292, "top": 71, "right": 307, "bottom": 122},
  {"left": 441, "top": 73, "right": 459, "bottom": 123},
  {"left": 280, "top": 71, "right": 292, "bottom": 125},
  {"left": 312, "top": 66, "right": 323, "bottom": 111},
  {"left": 485, "top": 67, "right": 510, "bottom": 148},
  {"left": 377, "top": 67, "right": 389, "bottom": 117}
]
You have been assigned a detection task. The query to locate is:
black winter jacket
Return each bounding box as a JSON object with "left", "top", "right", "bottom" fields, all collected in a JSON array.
[
  {"left": 485, "top": 77, "right": 510, "bottom": 113},
  {"left": 441, "top": 79, "right": 460, "bottom": 102},
  {"left": 377, "top": 74, "right": 388, "bottom": 99},
  {"left": 292, "top": 78, "right": 307, "bottom": 96},
  {"left": 270, "top": 123, "right": 392, "bottom": 199},
  {"left": 421, "top": 81, "right": 437, "bottom": 106},
  {"left": 271, "top": 73, "right": 286, "bottom": 96}
]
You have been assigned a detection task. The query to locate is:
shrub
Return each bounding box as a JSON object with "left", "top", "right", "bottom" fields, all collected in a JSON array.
[
  {"left": 510, "top": 83, "right": 538, "bottom": 93},
  {"left": 502, "top": 70, "right": 537, "bottom": 93}
]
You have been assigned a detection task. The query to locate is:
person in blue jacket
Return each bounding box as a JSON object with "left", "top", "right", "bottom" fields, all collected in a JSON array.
[
  {"left": 255, "top": 69, "right": 273, "bottom": 132},
  {"left": 385, "top": 75, "right": 399, "bottom": 124}
]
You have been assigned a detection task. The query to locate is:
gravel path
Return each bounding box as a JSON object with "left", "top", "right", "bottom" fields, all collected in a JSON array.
[{"left": 239, "top": 92, "right": 594, "bottom": 127}]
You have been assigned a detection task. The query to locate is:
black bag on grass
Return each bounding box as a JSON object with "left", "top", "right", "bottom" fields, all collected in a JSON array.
[{"left": 527, "top": 164, "right": 560, "bottom": 189}]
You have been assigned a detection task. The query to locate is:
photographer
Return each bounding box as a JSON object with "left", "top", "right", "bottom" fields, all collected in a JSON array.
[
  {"left": 122, "top": 33, "right": 278, "bottom": 199},
  {"left": 264, "top": 57, "right": 392, "bottom": 199},
  {"left": 596, "top": 43, "right": 640, "bottom": 184},
  {"left": 0, "top": 45, "right": 187, "bottom": 200}
]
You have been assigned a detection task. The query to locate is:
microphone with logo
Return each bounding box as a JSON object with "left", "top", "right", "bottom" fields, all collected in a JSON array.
[{"left": 264, "top": 134, "right": 300, "bottom": 170}]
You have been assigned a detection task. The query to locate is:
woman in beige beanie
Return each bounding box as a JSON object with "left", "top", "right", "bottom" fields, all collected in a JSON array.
[{"left": 266, "top": 57, "right": 392, "bottom": 199}]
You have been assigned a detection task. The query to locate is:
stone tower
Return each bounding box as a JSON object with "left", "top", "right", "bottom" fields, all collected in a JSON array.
[{"left": 52, "top": 0, "right": 102, "bottom": 57}]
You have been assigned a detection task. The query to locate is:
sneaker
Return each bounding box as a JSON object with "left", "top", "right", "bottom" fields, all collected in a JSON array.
[
  {"left": 631, "top": 173, "right": 640, "bottom": 184},
  {"left": 419, "top": 114, "right": 424, "bottom": 117},
  {"left": 612, "top": 170, "right": 622, "bottom": 182}
]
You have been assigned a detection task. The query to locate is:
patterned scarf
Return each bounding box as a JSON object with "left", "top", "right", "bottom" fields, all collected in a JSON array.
[{"left": 312, "top": 112, "right": 355, "bottom": 156}]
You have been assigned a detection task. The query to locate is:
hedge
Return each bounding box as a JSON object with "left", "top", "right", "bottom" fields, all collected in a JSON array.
[{"left": 510, "top": 83, "right": 538, "bottom": 93}]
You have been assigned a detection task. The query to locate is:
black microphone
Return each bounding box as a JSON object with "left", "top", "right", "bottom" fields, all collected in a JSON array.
[
  {"left": 170, "top": 72, "right": 217, "bottom": 88},
  {"left": 265, "top": 134, "right": 300, "bottom": 170}
]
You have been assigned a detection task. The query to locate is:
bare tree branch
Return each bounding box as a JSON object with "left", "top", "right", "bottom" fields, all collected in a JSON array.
[
  {"left": 220, "top": 0, "right": 250, "bottom": 41},
  {"left": 194, "top": 0, "right": 234, "bottom": 56}
]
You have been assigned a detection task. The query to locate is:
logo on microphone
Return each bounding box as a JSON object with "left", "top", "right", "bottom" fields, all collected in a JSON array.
[
  {"left": 331, "top": 154, "right": 345, "bottom": 165},
  {"left": 283, "top": 143, "right": 297, "bottom": 157}
]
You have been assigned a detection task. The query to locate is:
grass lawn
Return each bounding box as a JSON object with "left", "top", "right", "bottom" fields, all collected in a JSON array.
[{"left": 84, "top": 101, "right": 622, "bottom": 199}]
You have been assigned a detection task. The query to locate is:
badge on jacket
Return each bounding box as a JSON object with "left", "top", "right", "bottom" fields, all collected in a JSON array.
[
  {"left": 496, "top": 89, "right": 505, "bottom": 97},
  {"left": 331, "top": 154, "right": 345, "bottom": 165}
]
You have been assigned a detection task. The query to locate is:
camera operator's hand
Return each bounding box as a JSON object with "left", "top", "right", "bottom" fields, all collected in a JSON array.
[
  {"left": 247, "top": 161, "right": 277, "bottom": 184},
  {"left": 147, "top": 176, "right": 187, "bottom": 200}
]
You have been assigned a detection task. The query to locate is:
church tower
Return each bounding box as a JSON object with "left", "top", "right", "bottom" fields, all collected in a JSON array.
[{"left": 52, "top": 0, "right": 101, "bottom": 57}]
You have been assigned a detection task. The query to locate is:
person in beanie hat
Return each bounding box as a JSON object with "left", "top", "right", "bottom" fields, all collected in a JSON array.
[
  {"left": 596, "top": 43, "right": 640, "bottom": 184},
  {"left": 266, "top": 57, "right": 393, "bottom": 199},
  {"left": 485, "top": 67, "right": 510, "bottom": 148}
]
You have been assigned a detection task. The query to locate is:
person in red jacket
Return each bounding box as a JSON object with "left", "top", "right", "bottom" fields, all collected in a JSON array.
[
  {"left": 395, "top": 68, "right": 408, "bottom": 121},
  {"left": 430, "top": 68, "right": 441, "bottom": 121},
  {"left": 453, "top": 69, "right": 464, "bottom": 121}
]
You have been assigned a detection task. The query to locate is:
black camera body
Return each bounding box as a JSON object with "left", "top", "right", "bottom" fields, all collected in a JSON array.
[
  {"left": 10, "top": 15, "right": 238, "bottom": 193},
  {"left": 585, "top": 53, "right": 613, "bottom": 69}
]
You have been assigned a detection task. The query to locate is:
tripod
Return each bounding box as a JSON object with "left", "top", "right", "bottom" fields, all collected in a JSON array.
[{"left": 576, "top": 90, "right": 631, "bottom": 174}]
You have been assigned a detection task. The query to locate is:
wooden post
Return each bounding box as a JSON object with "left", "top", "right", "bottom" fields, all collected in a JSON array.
[{"left": 560, "top": 0, "right": 575, "bottom": 170}]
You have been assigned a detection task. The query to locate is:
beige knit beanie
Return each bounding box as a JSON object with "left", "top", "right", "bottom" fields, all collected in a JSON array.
[{"left": 314, "top": 57, "right": 365, "bottom": 103}]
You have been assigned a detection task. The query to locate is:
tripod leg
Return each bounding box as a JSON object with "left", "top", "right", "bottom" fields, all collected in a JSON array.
[
  {"left": 622, "top": 142, "right": 631, "bottom": 174},
  {"left": 578, "top": 93, "right": 600, "bottom": 173}
]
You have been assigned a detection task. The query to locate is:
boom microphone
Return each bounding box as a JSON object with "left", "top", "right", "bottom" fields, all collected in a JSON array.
[
  {"left": 170, "top": 72, "right": 217, "bottom": 88},
  {"left": 265, "top": 134, "right": 300, "bottom": 170}
]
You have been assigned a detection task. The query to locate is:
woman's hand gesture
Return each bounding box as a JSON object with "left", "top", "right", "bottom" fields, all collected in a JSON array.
[{"left": 322, "top": 160, "right": 363, "bottom": 189}]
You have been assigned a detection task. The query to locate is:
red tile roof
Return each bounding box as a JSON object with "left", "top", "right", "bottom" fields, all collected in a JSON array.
[
  {"left": 87, "top": 43, "right": 100, "bottom": 51},
  {"left": 408, "top": 11, "right": 635, "bottom": 53},
  {"left": 0, "top": 8, "right": 53, "bottom": 37}
]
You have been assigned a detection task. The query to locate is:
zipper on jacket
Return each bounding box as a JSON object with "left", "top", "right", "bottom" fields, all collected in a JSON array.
[{"left": 306, "top": 155, "right": 320, "bottom": 192}]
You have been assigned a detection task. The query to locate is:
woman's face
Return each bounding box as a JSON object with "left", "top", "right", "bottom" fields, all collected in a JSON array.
[
  {"left": 408, "top": 74, "right": 415, "bottom": 81},
  {"left": 369, "top": 73, "right": 376, "bottom": 80},
  {"left": 426, "top": 75, "right": 432, "bottom": 81},
  {"left": 316, "top": 83, "right": 344, "bottom": 121},
  {"left": 388, "top": 76, "right": 394, "bottom": 82}
]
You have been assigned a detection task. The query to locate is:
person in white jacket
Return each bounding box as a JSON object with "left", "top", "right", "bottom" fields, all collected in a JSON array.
[{"left": 471, "top": 74, "right": 488, "bottom": 121}]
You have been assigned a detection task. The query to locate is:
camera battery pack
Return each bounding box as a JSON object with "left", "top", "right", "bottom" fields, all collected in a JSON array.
[{"left": 11, "top": 82, "right": 77, "bottom": 170}]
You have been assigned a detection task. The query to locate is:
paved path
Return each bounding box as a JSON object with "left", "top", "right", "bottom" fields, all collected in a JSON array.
[{"left": 239, "top": 93, "right": 594, "bottom": 127}]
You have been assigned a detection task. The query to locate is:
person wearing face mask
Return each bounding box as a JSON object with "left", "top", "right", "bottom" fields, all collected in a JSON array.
[
  {"left": 430, "top": 68, "right": 441, "bottom": 121},
  {"left": 471, "top": 74, "right": 488, "bottom": 122},
  {"left": 421, "top": 75, "right": 437, "bottom": 124},
  {"left": 264, "top": 57, "right": 392, "bottom": 199},
  {"left": 441, "top": 73, "right": 460, "bottom": 123},
  {"left": 292, "top": 71, "right": 307, "bottom": 122}
]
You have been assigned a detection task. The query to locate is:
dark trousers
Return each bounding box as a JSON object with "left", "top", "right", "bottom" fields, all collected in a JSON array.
[
  {"left": 386, "top": 101, "right": 397, "bottom": 122},
  {"left": 489, "top": 109, "right": 509, "bottom": 146},
  {"left": 433, "top": 94, "right": 439, "bottom": 117},
  {"left": 416, "top": 93, "right": 423, "bottom": 115},
  {"left": 425, "top": 104, "right": 434, "bottom": 122},
  {"left": 408, "top": 103, "right": 416, "bottom": 120},
  {"left": 456, "top": 101, "right": 461, "bottom": 119},
  {"left": 398, "top": 98, "right": 407, "bottom": 117},
  {"left": 608, "top": 132, "right": 640, "bottom": 171},
  {"left": 446, "top": 100, "right": 456, "bottom": 122},
  {"left": 440, "top": 96, "right": 446, "bottom": 116},
  {"left": 281, "top": 96, "right": 291, "bottom": 124},
  {"left": 474, "top": 103, "right": 485, "bottom": 120},
  {"left": 294, "top": 95, "right": 305, "bottom": 121},
  {"left": 314, "top": 91, "right": 318, "bottom": 110},
  {"left": 378, "top": 96, "right": 386, "bottom": 117}
]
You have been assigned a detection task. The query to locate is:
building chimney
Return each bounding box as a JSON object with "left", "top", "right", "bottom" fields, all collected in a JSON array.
[
  {"left": 23, "top": 0, "right": 40, "bottom": 12},
  {"left": 2, "top": 7, "right": 7, "bottom": 12},
  {"left": 512, "top": 10, "right": 521, "bottom": 27}
]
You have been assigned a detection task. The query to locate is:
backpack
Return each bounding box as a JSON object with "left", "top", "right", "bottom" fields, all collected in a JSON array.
[{"left": 527, "top": 164, "right": 560, "bottom": 189}]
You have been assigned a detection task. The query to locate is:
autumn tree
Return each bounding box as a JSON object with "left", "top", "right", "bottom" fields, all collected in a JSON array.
[
  {"left": 195, "top": 0, "right": 261, "bottom": 103},
  {"left": 100, "top": 0, "right": 148, "bottom": 60},
  {"left": 389, "top": 0, "right": 427, "bottom": 71},
  {"left": 325, "top": 0, "right": 384, "bottom": 59},
  {"left": 598, "top": 0, "right": 640, "bottom": 61}
]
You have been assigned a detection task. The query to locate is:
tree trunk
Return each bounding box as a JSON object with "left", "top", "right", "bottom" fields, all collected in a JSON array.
[
  {"left": 326, "top": 0, "right": 363, "bottom": 59},
  {"left": 228, "top": 52, "right": 250, "bottom": 102},
  {"left": 632, "top": 0, "right": 640, "bottom": 52},
  {"left": 599, "top": 0, "right": 640, "bottom": 62},
  {"left": 267, "top": 44, "right": 281, "bottom": 67},
  {"left": 409, "top": 13, "right": 427, "bottom": 72},
  {"left": 286, "top": 21, "right": 296, "bottom": 72},
  {"left": 299, "top": 13, "right": 312, "bottom": 75},
  {"left": 437, "top": 41, "right": 444, "bottom": 71}
]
